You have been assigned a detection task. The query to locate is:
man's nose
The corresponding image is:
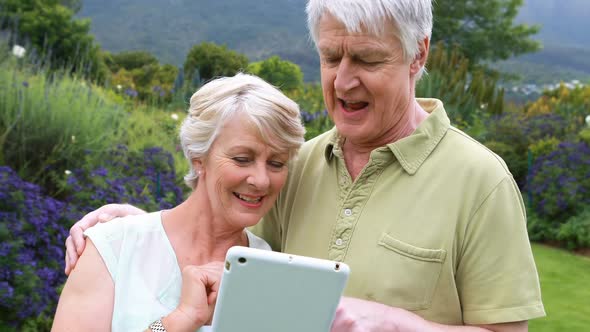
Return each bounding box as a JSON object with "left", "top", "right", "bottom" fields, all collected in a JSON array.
[{"left": 334, "top": 58, "right": 360, "bottom": 93}]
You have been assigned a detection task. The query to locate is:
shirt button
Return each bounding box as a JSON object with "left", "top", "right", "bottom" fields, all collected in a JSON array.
[
  {"left": 335, "top": 238, "right": 343, "bottom": 246},
  {"left": 344, "top": 208, "right": 352, "bottom": 216}
]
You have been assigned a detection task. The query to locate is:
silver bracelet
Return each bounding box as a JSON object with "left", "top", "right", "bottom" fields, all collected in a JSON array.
[{"left": 149, "top": 319, "right": 167, "bottom": 332}]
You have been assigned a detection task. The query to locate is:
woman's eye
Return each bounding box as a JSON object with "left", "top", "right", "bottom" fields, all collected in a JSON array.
[
  {"left": 268, "top": 161, "right": 285, "bottom": 169},
  {"left": 232, "top": 157, "right": 250, "bottom": 164}
]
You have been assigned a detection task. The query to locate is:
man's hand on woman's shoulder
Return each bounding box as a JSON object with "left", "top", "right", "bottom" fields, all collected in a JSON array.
[{"left": 65, "top": 203, "right": 146, "bottom": 275}]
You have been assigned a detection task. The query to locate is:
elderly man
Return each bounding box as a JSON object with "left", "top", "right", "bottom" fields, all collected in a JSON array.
[{"left": 65, "top": 0, "right": 545, "bottom": 331}]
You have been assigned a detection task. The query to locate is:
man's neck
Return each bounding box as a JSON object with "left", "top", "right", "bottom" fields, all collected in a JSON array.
[{"left": 341, "top": 100, "right": 429, "bottom": 180}]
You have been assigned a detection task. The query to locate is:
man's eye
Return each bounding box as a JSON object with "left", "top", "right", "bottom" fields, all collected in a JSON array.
[
  {"left": 359, "top": 58, "right": 380, "bottom": 66},
  {"left": 323, "top": 57, "right": 340, "bottom": 64}
]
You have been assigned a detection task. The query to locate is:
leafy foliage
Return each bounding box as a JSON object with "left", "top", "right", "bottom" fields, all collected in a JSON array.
[
  {"left": 286, "top": 83, "right": 333, "bottom": 141},
  {"left": 0, "top": 53, "right": 127, "bottom": 196},
  {"left": 248, "top": 56, "right": 303, "bottom": 92},
  {"left": 0, "top": 166, "right": 69, "bottom": 331},
  {"left": 106, "top": 50, "right": 159, "bottom": 72},
  {"left": 433, "top": 0, "right": 540, "bottom": 64},
  {"left": 482, "top": 111, "right": 572, "bottom": 188},
  {"left": 557, "top": 208, "right": 590, "bottom": 251},
  {"left": 417, "top": 43, "right": 505, "bottom": 127},
  {"left": 0, "top": 0, "right": 107, "bottom": 82},
  {"left": 524, "top": 83, "right": 590, "bottom": 128},
  {"left": 184, "top": 42, "right": 248, "bottom": 83}
]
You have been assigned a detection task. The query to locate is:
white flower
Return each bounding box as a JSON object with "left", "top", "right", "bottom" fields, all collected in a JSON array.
[
  {"left": 116, "top": 84, "right": 123, "bottom": 90},
  {"left": 586, "top": 115, "right": 590, "bottom": 127},
  {"left": 12, "top": 45, "right": 26, "bottom": 58},
  {"left": 171, "top": 113, "right": 179, "bottom": 121},
  {"left": 71, "top": 135, "right": 76, "bottom": 143},
  {"left": 65, "top": 170, "right": 72, "bottom": 175}
]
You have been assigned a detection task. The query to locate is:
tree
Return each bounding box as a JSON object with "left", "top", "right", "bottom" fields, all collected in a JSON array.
[
  {"left": 59, "top": 0, "right": 81, "bottom": 13},
  {"left": 109, "top": 50, "right": 160, "bottom": 72},
  {"left": 183, "top": 42, "right": 249, "bottom": 83},
  {"left": 433, "top": 0, "right": 540, "bottom": 64},
  {"left": 0, "top": 0, "right": 107, "bottom": 82},
  {"left": 248, "top": 56, "right": 303, "bottom": 92}
]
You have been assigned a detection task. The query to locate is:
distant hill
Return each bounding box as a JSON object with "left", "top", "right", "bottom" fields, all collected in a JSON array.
[
  {"left": 79, "top": 0, "right": 590, "bottom": 84},
  {"left": 517, "top": 0, "right": 588, "bottom": 47},
  {"left": 78, "top": 0, "right": 320, "bottom": 81},
  {"left": 498, "top": 0, "right": 590, "bottom": 84}
]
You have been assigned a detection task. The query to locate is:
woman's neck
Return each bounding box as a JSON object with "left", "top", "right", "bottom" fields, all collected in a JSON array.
[{"left": 161, "top": 190, "right": 248, "bottom": 269}]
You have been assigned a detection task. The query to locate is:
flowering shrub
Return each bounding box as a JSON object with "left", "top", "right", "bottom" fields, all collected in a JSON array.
[
  {"left": 525, "top": 84, "right": 590, "bottom": 126},
  {"left": 0, "top": 166, "right": 69, "bottom": 330},
  {"left": 64, "top": 146, "right": 184, "bottom": 213},
  {"left": 484, "top": 112, "right": 574, "bottom": 188},
  {"left": 528, "top": 141, "right": 590, "bottom": 222},
  {"left": 1, "top": 146, "right": 184, "bottom": 329},
  {"left": 483, "top": 112, "right": 529, "bottom": 187}
]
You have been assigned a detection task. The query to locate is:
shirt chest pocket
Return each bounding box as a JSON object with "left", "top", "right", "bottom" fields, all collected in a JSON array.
[{"left": 363, "top": 233, "right": 446, "bottom": 311}]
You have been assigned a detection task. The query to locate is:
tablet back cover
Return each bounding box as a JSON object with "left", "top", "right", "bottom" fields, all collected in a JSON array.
[{"left": 211, "top": 246, "right": 350, "bottom": 332}]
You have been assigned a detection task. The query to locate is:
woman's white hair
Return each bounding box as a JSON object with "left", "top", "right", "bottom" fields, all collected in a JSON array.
[
  {"left": 180, "top": 73, "right": 305, "bottom": 189},
  {"left": 307, "top": 0, "right": 432, "bottom": 77}
]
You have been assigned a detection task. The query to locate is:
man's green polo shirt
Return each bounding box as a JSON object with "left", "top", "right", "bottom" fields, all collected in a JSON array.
[{"left": 252, "top": 99, "right": 545, "bottom": 325}]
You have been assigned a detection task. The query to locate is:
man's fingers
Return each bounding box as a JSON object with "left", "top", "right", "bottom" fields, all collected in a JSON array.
[
  {"left": 64, "top": 248, "right": 71, "bottom": 275},
  {"left": 97, "top": 213, "right": 114, "bottom": 223},
  {"left": 64, "top": 236, "right": 78, "bottom": 275},
  {"left": 69, "top": 224, "right": 86, "bottom": 255}
]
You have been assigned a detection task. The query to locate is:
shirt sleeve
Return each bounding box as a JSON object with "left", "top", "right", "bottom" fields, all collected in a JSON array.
[
  {"left": 84, "top": 219, "right": 125, "bottom": 281},
  {"left": 456, "top": 176, "right": 546, "bottom": 324}
]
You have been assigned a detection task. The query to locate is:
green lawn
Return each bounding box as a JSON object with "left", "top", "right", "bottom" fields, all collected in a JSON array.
[{"left": 528, "top": 243, "right": 590, "bottom": 331}]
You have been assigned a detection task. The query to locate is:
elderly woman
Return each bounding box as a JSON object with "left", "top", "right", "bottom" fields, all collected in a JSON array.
[{"left": 52, "top": 73, "right": 305, "bottom": 332}]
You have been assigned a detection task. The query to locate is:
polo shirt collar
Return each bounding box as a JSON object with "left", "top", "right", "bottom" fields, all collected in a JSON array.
[{"left": 323, "top": 98, "right": 450, "bottom": 175}]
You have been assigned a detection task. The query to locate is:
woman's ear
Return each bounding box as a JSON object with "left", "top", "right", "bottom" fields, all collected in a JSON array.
[{"left": 192, "top": 159, "right": 204, "bottom": 176}]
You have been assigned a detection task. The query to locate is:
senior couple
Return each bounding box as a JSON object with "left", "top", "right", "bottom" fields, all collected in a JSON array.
[{"left": 53, "top": 0, "right": 545, "bottom": 331}]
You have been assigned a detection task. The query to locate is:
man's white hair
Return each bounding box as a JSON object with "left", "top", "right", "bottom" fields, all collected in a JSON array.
[{"left": 306, "top": 0, "right": 433, "bottom": 77}]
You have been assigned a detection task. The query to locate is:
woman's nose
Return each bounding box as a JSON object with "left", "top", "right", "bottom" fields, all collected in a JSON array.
[{"left": 246, "top": 163, "right": 270, "bottom": 190}]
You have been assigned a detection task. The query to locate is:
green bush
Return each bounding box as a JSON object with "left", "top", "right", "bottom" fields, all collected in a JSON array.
[
  {"left": 417, "top": 43, "right": 504, "bottom": 127},
  {"left": 557, "top": 209, "right": 590, "bottom": 251},
  {"left": 527, "top": 211, "right": 559, "bottom": 243},
  {"left": 0, "top": 58, "right": 126, "bottom": 194},
  {"left": 481, "top": 112, "right": 530, "bottom": 186},
  {"left": 579, "top": 128, "right": 590, "bottom": 145},
  {"left": 484, "top": 139, "right": 528, "bottom": 186},
  {"left": 122, "top": 106, "right": 188, "bottom": 188},
  {"left": 529, "top": 137, "right": 560, "bottom": 159}
]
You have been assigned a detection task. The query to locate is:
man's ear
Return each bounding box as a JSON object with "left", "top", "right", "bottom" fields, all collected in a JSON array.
[{"left": 410, "top": 37, "right": 430, "bottom": 75}]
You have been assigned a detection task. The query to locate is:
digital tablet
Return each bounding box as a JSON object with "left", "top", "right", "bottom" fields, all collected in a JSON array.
[{"left": 209, "top": 246, "right": 350, "bottom": 332}]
